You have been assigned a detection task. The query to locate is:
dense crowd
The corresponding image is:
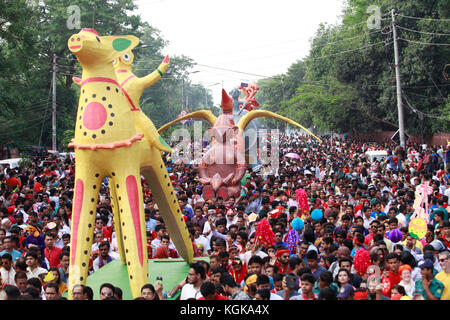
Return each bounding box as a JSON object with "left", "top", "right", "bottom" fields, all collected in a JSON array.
[{"left": 0, "top": 132, "right": 449, "bottom": 300}]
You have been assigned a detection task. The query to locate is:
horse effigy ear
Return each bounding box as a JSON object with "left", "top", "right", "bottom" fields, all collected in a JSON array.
[{"left": 102, "top": 35, "right": 140, "bottom": 59}]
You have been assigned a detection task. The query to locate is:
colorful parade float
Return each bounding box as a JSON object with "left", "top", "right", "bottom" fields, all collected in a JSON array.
[
  {"left": 66, "top": 28, "right": 320, "bottom": 299},
  {"left": 158, "top": 85, "right": 321, "bottom": 201},
  {"left": 66, "top": 28, "right": 199, "bottom": 299}
]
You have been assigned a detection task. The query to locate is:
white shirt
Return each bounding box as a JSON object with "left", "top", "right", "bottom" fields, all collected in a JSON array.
[
  {"left": 203, "top": 221, "right": 213, "bottom": 242},
  {"left": 363, "top": 214, "right": 375, "bottom": 230},
  {"left": 194, "top": 235, "right": 211, "bottom": 253},
  {"left": 49, "top": 196, "right": 59, "bottom": 205},
  {"left": 396, "top": 213, "right": 407, "bottom": 228},
  {"left": 445, "top": 188, "right": 450, "bottom": 200},
  {"left": 270, "top": 292, "right": 283, "bottom": 300},
  {"left": 93, "top": 254, "right": 119, "bottom": 271},
  {"left": 0, "top": 267, "right": 16, "bottom": 285},
  {"left": 239, "top": 250, "right": 268, "bottom": 266},
  {"left": 150, "top": 238, "right": 177, "bottom": 258},
  {"left": 287, "top": 199, "right": 298, "bottom": 208},
  {"left": 180, "top": 283, "right": 203, "bottom": 300},
  {"left": 92, "top": 242, "right": 117, "bottom": 254},
  {"left": 27, "top": 266, "right": 48, "bottom": 279}
]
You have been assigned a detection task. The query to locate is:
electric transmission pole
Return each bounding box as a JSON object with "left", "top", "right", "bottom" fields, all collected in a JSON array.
[
  {"left": 52, "top": 54, "right": 57, "bottom": 151},
  {"left": 392, "top": 9, "right": 406, "bottom": 148}
]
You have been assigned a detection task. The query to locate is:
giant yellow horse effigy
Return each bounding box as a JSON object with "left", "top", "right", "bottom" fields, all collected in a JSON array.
[{"left": 67, "top": 28, "right": 193, "bottom": 299}]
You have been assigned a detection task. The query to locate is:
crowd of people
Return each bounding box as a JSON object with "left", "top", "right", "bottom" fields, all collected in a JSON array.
[{"left": 0, "top": 131, "right": 449, "bottom": 300}]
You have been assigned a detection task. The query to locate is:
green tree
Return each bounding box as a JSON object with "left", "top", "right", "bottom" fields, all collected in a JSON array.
[
  {"left": 0, "top": 0, "right": 213, "bottom": 152},
  {"left": 257, "top": 0, "right": 450, "bottom": 136}
]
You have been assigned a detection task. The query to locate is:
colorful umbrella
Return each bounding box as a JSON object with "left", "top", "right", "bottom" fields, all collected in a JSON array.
[{"left": 285, "top": 153, "right": 301, "bottom": 159}]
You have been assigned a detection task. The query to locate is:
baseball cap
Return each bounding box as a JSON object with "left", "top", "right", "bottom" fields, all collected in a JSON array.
[
  {"left": 337, "top": 284, "right": 354, "bottom": 299},
  {"left": 430, "top": 240, "right": 445, "bottom": 252},
  {"left": 418, "top": 259, "right": 434, "bottom": 270}
]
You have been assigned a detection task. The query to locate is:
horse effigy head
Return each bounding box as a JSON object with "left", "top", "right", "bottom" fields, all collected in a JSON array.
[{"left": 68, "top": 28, "right": 139, "bottom": 65}]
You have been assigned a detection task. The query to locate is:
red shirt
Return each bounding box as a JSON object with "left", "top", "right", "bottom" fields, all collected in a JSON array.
[
  {"left": 45, "top": 246, "right": 62, "bottom": 268},
  {"left": 231, "top": 264, "right": 247, "bottom": 284},
  {"left": 381, "top": 270, "right": 401, "bottom": 297},
  {"left": 33, "top": 182, "right": 43, "bottom": 193},
  {"left": 364, "top": 233, "right": 374, "bottom": 246},
  {"left": 197, "top": 294, "right": 229, "bottom": 300},
  {"left": 275, "top": 261, "right": 291, "bottom": 274},
  {"left": 441, "top": 237, "right": 450, "bottom": 250},
  {"left": 6, "top": 177, "right": 21, "bottom": 188}
]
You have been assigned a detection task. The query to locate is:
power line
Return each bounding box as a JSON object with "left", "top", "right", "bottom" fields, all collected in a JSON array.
[
  {"left": 38, "top": 85, "right": 53, "bottom": 147},
  {"left": 402, "top": 91, "right": 449, "bottom": 121},
  {"left": 398, "top": 28, "right": 449, "bottom": 101},
  {"left": 403, "top": 90, "right": 449, "bottom": 101},
  {"left": 398, "top": 38, "right": 450, "bottom": 46},
  {"left": 396, "top": 14, "right": 450, "bottom": 22},
  {"left": 194, "top": 64, "right": 270, "bottom": 78},
  {"left": 308, "top": 40, "right": 392, "bottom": 61},
  {"left": 394, "top": 83, "right": 450, "bottom": 89},
  {"left": 396, "top": 25, "right": 450, "bottom": 37},
  {"left": 313, "top": 28, "right": 384, "bottom": 49}
]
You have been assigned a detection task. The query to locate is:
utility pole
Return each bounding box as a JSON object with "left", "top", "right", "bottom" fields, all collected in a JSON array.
[
  {"left": 281, "top": 75, "right": 287, "bottom": 133},
  {"left": 167, "top": 85, "right": 171, "bottom": 122},
  {"left": 52, "top": 54, "right": 57, "bottom": 151},
  {"left": 181, "top": 78, "right": 184, "bottom": 110},
  {"left": 391, "top": 9, "right": 406, "bottom": 148}
]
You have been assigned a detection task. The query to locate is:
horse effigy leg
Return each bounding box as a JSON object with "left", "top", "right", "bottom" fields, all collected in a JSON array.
[
  {"left": 141, "top": 154, "right": 193, "bottom": 264},
  {"left": 109, "top": 180, "right": 126, "bottom": 265},
  {"left": 113, "top": 169, "right": 148, "bottom": 299},
  {"left": 68, "top": 163, "right": 103, "bottom": 297}
]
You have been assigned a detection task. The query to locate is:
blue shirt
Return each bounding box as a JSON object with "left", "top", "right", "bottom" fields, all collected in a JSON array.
[
  {"left": 370, "top": 211, "right": 387, "bottom": 219},
  {"left": 0, "top": 249, "right": 22, "bottom": 261},
  {"left": 276, "top": 290, "right": 301, "bottom": 299},
  {"left": 145, "top": 218, "right": 156, "bottom": 232},
  {"left": 311, "top": 265, "right": 327, "bottom": 281},
  {"left": 183, "top": 206, "right": 194, "bottom": 220}
]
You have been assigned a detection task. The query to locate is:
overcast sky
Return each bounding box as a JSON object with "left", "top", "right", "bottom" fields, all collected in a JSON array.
[{"left": 134, "top": 0, "right": 347, "bottom": 105}]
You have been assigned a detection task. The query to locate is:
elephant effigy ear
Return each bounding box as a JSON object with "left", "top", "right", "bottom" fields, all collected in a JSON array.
[
  {"left": 237, "top": 110, "right": 322, "bottom": 143},
  {"left": 157, "top": 110, "right": 217, "bottom": 133}
]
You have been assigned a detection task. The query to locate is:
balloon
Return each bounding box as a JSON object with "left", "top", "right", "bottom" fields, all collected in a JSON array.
[
  {"left": 291, "top": 217, "right": 304, "bottom": 231},
  {"left": 409, "top": 218, "right": 427, "bottom": 239},
  {"left": 389, "top": 228, "right": 403, "bottom": 243},
  {"left": 311, "top": 209, "right": 323, "bottom": 221}
]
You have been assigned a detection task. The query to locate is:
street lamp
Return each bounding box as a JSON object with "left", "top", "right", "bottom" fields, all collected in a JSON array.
[{"left": 182, "top": 70, "right": 200, "bottom": 110}]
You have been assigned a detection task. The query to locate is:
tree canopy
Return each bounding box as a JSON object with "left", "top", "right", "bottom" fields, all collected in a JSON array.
[
  {"left": 0, "top": 0, "right": 213, "bottom": 150},
  {"left": 256, "top": 0, "right": 450, "bottom": 138}
]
